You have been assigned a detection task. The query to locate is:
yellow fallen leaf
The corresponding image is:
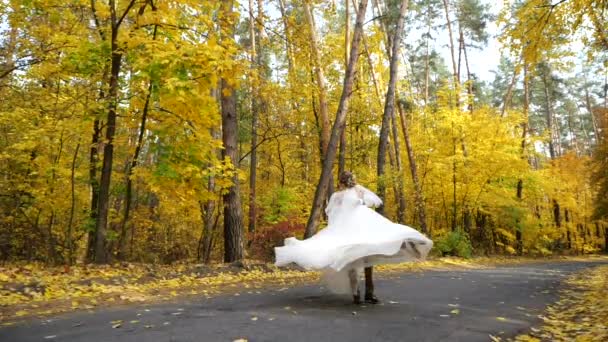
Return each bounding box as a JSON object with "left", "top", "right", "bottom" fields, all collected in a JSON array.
[
  {"left": 496, "top": 317, "right": 507, "bottom": 321},
  {"left": 251, "top": 317, "right": 258, "bottom": 321},
  {"left": 450, "top": 309, "right": 460, "bottom": 314},
  {"left": 489, "top": 334, "right": 501, "bottom": 342}
]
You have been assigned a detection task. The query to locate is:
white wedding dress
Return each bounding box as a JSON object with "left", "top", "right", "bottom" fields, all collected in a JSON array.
[{"left": 274, "top": 185, "right": 433, "bottom": 294}]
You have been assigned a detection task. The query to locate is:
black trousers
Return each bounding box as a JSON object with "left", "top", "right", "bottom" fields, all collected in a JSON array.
[{"left": 364, "top": 266, "right": 374, "bottom": 295}]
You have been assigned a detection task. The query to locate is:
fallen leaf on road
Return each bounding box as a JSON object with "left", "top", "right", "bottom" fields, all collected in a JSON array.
[
  {"left": 496, "top": 317, "right": 507, "bottom": 321},
  {"left": 112, "top": 323, "right": 122, "bottom": 329},
  {"left": 489, "top": 334, "right": 501, "bottom": 341},
  {"left": 251, "top": 316, "right": 258, "bottom": 321},
  {"left": 451, "top": 309, "right": 460, "bottom": 314},
  {"left": 233, "top": 339, "right": 248, "bottom": 342}
]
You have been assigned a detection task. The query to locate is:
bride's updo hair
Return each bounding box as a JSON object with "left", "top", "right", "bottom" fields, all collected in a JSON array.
[{"left": 339, "top": 171, "right": 357, "bottom": 188}]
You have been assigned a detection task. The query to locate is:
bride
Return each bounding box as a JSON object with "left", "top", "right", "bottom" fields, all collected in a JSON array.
[{"left": 275, "top": 171, "right": 433, "bottom": 304}]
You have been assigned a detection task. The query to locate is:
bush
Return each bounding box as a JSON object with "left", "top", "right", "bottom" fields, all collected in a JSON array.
[
  {"left": 249, "top": 219, "right": 304, "bottom": 261},
  {"left": 435, "top": 230, "right": 473, "bottom": 258}
]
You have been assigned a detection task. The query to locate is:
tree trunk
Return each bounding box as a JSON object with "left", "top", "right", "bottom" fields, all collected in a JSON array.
[
  {"left": 95, "top": 1, "right": 127, "bottom": 263},
  {"left": 390, "top": 105, "right": 406, "bottom": 223},
  {"left": 199, "top": 179, "right": 217, "bottom": 264},
  {"left": 376, "top": 0, "right": 409, "bottom": 216},
  {"left": 248, "top": 0, "right": 259, "bottom": 236},
  {"left": 338, "top": 0, "right": 350, "bottom": 178},
  {"left": 515, "top": 66, "right": 529, "bottom": 255},
  {"left": 541, "top": 70, "right": 557, "bottom": 159},
  {"left": 304, "top": 1, "right": 330, "bottom": 158},
  {"left": 501, "top": 65, "right": 519, "bottom": 117},
  {"left": 442, "top": 0, "right": 458, "bottom": 85},
  {"left": 304, "top": 0, "right": 369, "bottom": 238},
  {"left": 461, "top": 29, "right": 473, "bottom": 112},
  {"left": 423, "top": 4, "right": 431, "bottom": 106},
  {"left": 604, "top": 225, "right": 608, "bottom": 253},
  {"left": 220, "top": 0, "right": 244, "bottom": 262},
  {"left": 553, "top": 199, "right": 561, "bottom": 228},
  {"left": 86, "top": 116, "right": 101, "bottom": 263},
  {"left": 67, "top": 143, "right": 80, "bottom": 264},
  {"left": 397, "top": 103, "right": 428, "bottom": 235}
]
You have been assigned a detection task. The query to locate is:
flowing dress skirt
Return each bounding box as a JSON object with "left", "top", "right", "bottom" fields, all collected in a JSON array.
[{"left": 275, "top": 204, "right": 433, "bottom": 294}]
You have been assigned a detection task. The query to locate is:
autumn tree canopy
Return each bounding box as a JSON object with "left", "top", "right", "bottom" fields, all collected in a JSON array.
[{"left": 0, "top": 0, "right": 606, "bottom": 265}]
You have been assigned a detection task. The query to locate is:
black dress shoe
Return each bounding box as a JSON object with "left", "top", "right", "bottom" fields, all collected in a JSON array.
[{"left": 364, "top": 294, "right": 380, "bottom": 304}]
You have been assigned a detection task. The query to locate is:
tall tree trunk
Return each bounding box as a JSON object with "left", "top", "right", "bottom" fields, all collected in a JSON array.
[
  {"left": 584, "top": 85, "right": 600, "bottom": 144},
  {"left": 515, "top": 65, "right": 529, "bottom": 255},
  {"left": 377, "top": 0, "right": 409, "bottom": 216},
  {"left": 604, "top": 225, "right": 608, "bottom": 253},
  {"left": 338, "top": 0, "right": 350, "bottom": 178},
  {"left": 390, "top": 106, "right": 406, "bottom": 223},
  {"left": 277, "top": 0, "right": 294, "bottom": 71},
  {"left": 304, "top": 0, "right": 334, "bottom": 196},
  {"left": 220, "top": 0, "right": 244, "bottom": 262},
  {"left": 461, "top": 30, "right": 473, "bottom": 112},
  {"left": 541, "top": 69, "right": 557, "bottom": 159},
  {"left": 248, "top": 0, "right": 259, "bottom": 236},
  {"left": 95, "top": 0, "right": 133, "bottom": 263},
  {"left": 118, "top": 24, "right": 157, "bottom": 260},
  {"left": 501, "top": 65, "right": 519, "bottom": 117},
  {"left": 304, "top": 1, "right": 330, "bottom": 158},
  {"left": 304, "top": 0, "right": 369, "bottom": 238},
  {"left": 86, "top": 116, "right": 101, "bottom": 263},
  {"left": 397, "top": 103, "right": 428, "bottom": 235},
  {"left": 67, "top": 143, "right": 80, "bottom": 264},
  {"left": 199, "top": 175, "right": 217, "bottom": 264},
  {"left": 441, "top": 0, "right": 458, "bottom": 86},
  {"left": 423, "top": 5, "right": 431, "bottom": 106}
]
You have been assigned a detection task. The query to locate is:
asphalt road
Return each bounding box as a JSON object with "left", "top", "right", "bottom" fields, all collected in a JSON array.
[{"left": 1, "top": 261, "right": 604, "bottom": 342}]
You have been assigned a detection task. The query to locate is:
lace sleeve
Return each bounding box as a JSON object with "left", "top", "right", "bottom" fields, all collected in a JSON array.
[
  {"left": 325, "top": 192, "right": 344, "bottom": 217},
  {"left": 355, "top": 185, "right": 383, "bottom": 208}
]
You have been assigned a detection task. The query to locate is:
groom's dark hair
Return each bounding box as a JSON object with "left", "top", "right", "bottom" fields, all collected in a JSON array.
[{"left": 339, "top": 171, "right": 356, "bottom": 188}]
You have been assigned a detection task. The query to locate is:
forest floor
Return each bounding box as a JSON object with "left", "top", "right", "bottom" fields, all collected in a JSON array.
[{"left": 1, "top": 255, "right": 607, "bottom": 328}]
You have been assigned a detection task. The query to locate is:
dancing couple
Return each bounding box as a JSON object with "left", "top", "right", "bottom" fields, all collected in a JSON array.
[{"left": 275, "top": 171, "right": 433, "bottom": 304}]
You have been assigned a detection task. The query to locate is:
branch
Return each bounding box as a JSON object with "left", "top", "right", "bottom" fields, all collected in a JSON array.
[
  {"left": 536, "top": 0, "right": 569, "bottom": 9},
  {"left": 116, "top": 0, "right": 137, "bottom": 29},
  {"left": 90, "top": 0, "right": 106, "bottom": 40},
  {"left": 238, "top": 131, "right": 291, "bottom": 163}
]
